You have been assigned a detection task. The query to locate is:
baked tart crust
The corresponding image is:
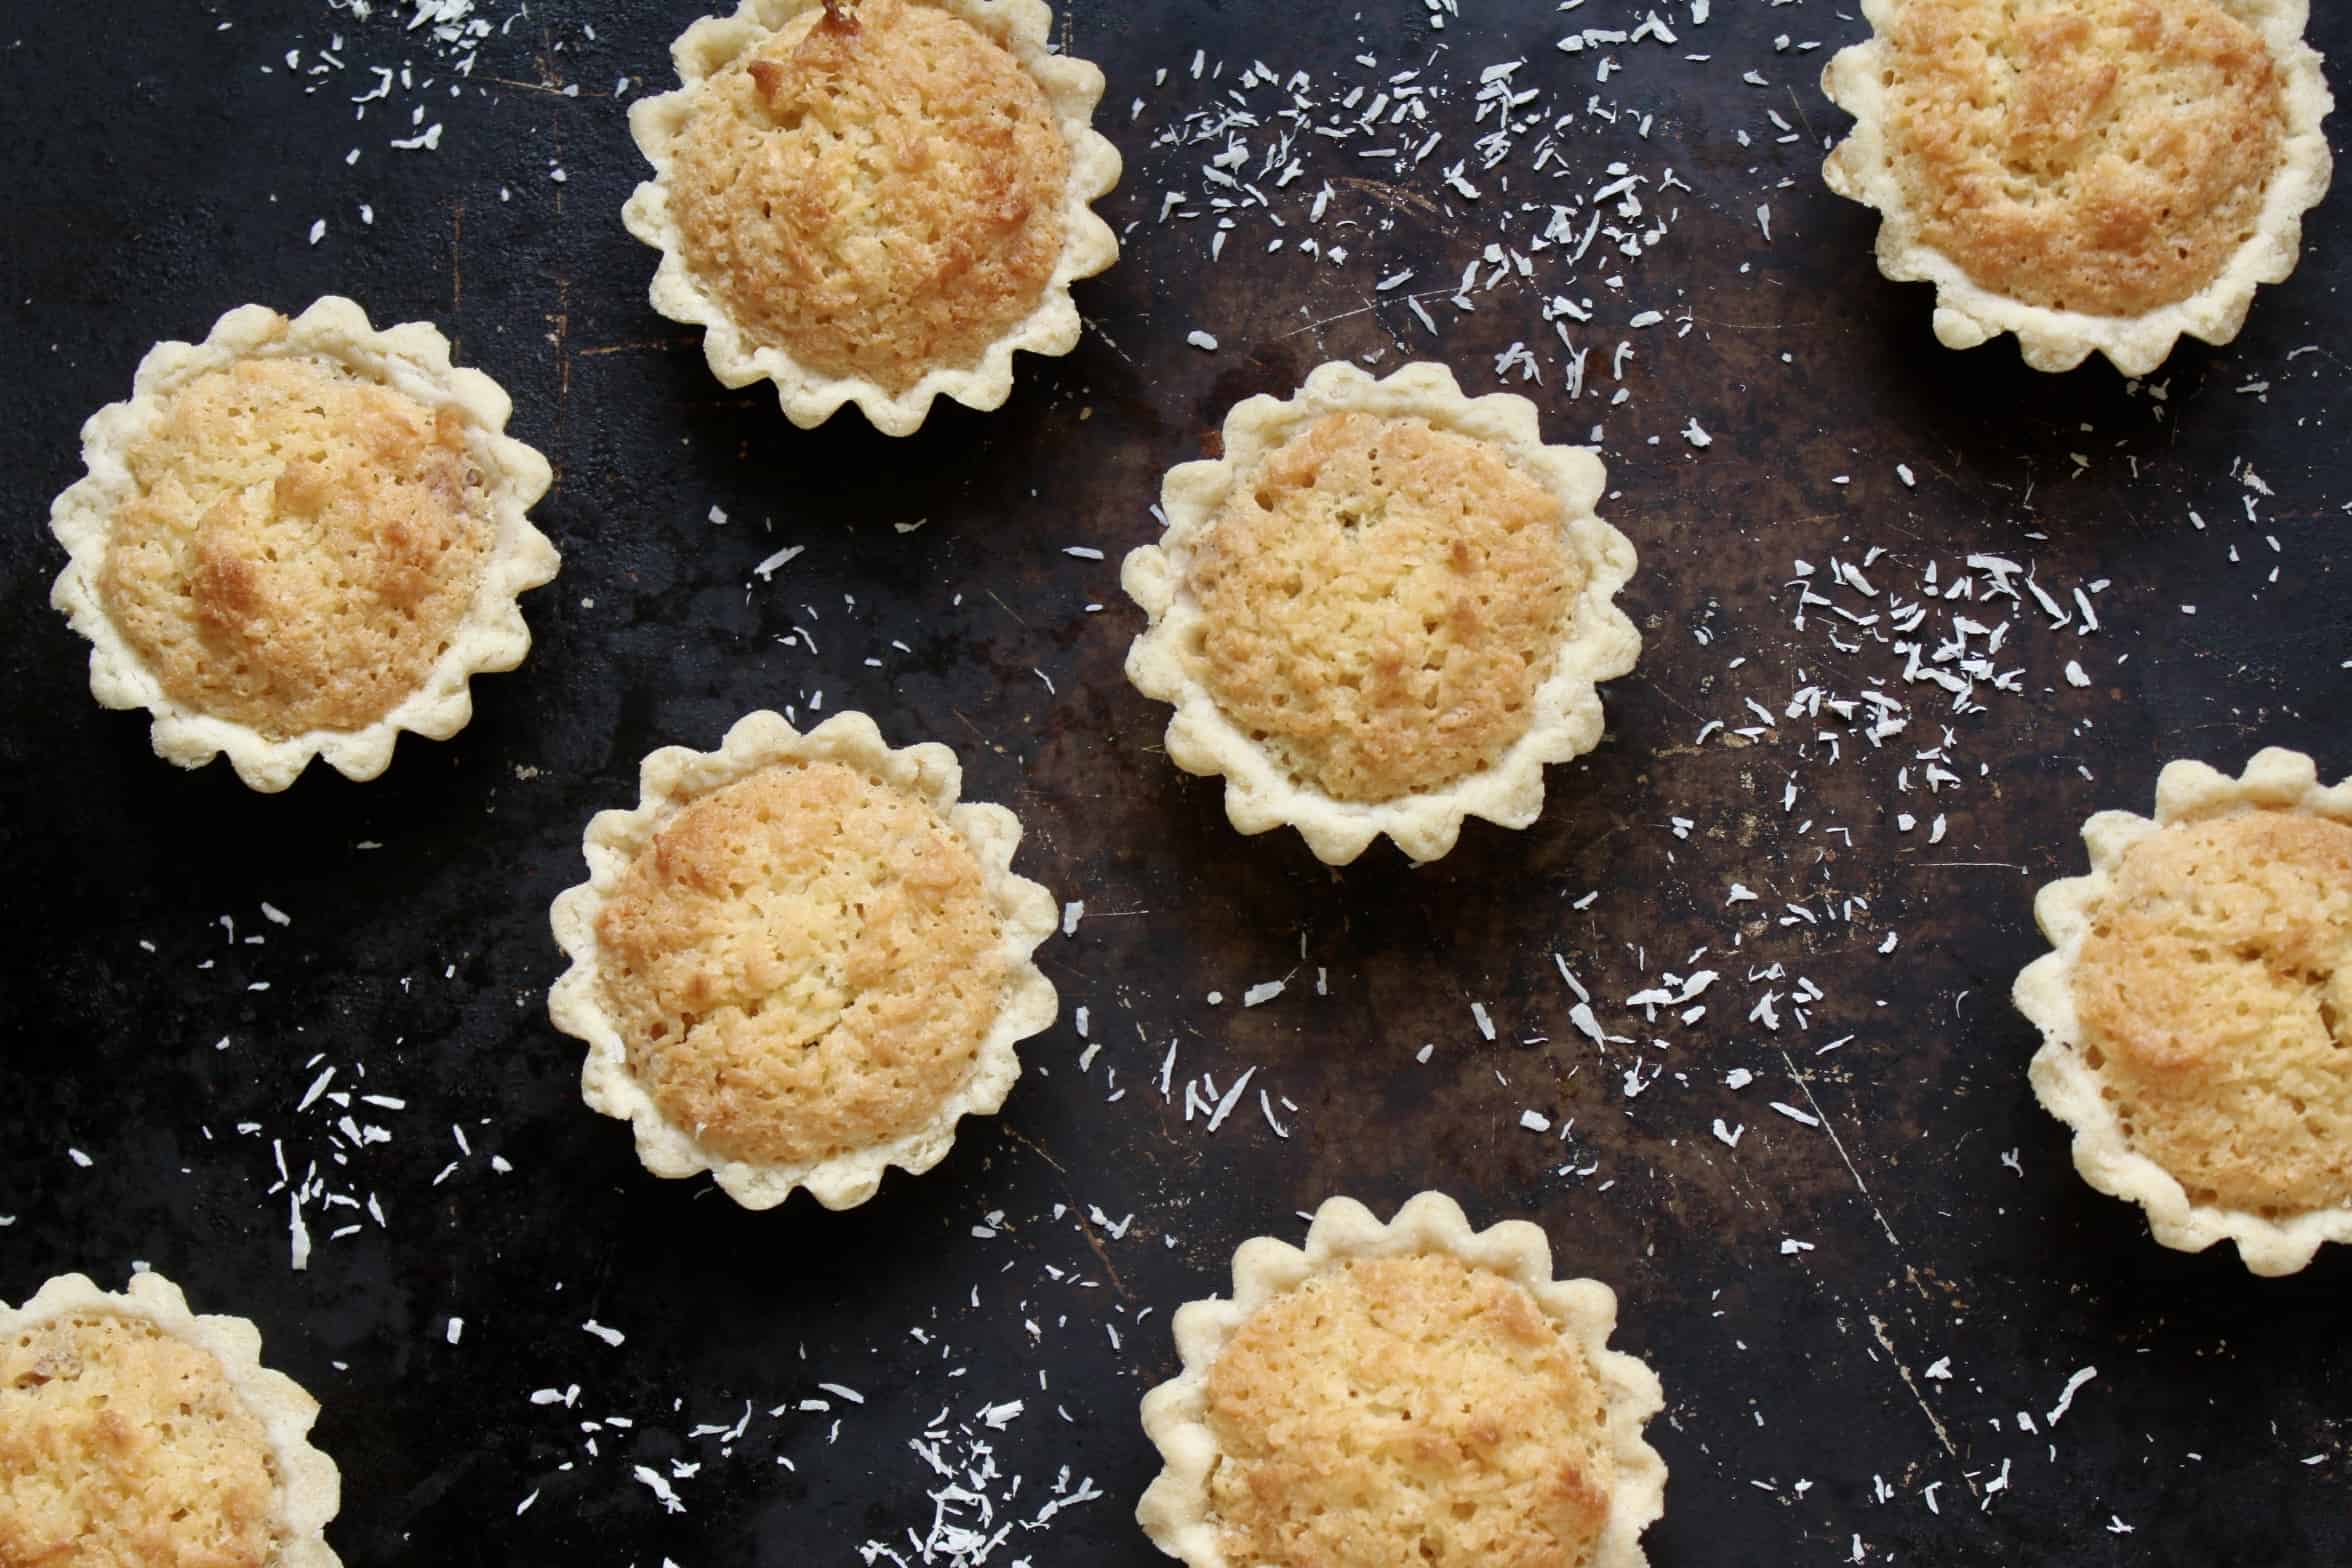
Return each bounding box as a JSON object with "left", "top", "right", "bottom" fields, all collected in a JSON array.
[
  {"left": 548, "top": 709, "right": 1058, "bottom": 1211},
  {"left": 0, "top": 1271, "right": 341, "bottom": 1568},
  {"left": 1138, "top": 1192, "right": 1667, "bottom": 1568},
  {"left": 2016, "top": 747, "right": 2352, "bottom": 1276},
  {"left": 1822, "top": 0, "right": 2334, "bottom": 374},
  {"left": 622, "top": 0, "right": 1122, "bottom": 435},
  {"left": 1121, "top": 361, "right": 1640, "bottom": 866},
  {"left": 47, "top": 296, "right": 558, "bottom": 791}
]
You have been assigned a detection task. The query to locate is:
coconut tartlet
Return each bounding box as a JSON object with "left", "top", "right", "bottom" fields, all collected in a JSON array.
[
  {"left": 1138, "top": 1192, "right": 1667, "bottom": 1568},
  {"left": 1822, "top": 0, "right": 2334, "bottom": 374},
  {"left": 1121, "top": 360, "right": 1641, "bottom": 866},
  {"left": 47, "top": 296, "right": 559, "bottom": 791},
  {"left": 549, "top": 709, "right": 1059, "bottom": 1210},
  {"left": 2016, "top": 747, "right": 2352, "bottom": 1276},
  {"left": 622, "top": 0, "right": 1122, "bottom": 435},
  {"left": 0, "top": 1271, "right": 342, "bottom": 1568}
]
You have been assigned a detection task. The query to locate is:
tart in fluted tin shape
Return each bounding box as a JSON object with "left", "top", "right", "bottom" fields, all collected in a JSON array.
[
  {"left": 0, "top": 1271, "right": 342, "bottom": 1568},
  {"left": 1122, "top": 360, "right": 1640, "bottom": 865},
  {"left": 622, "top": 0, "right": 1122, "bottom": 435},
  {"left": 1821, "top": 0, "right": 2334, "bottom": 375},
  {"left": 47, "top": 296, "right": 559, "bottom": 791},
  {"left": 549, "top": 710, "right": 1059, "bottom": 1211},
  {"left": 2015, "top": 747, "right": 2352, "bottom": 1276},
  {"left": 1138, "top": 1192, "right": 1668, "bottom": 1568}
]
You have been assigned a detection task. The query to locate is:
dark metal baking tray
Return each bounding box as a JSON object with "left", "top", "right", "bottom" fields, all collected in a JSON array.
[{"left": 2, "top": 2, "right": 2347, "bottom": 1564}]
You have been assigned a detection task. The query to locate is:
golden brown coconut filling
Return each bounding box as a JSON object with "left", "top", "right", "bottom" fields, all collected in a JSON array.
[
  {"left": 1185, "top": 412, "right": 1580, "bottom": 804},
  {"left": 1201, "top": 1254, "right": 1617, "bottom": 1568},
  {"left": 1879, "top": 0, "right": 2287, "bottom": 316},
  {"left": 667, "top": 0, "right": 1073, "bottom": 393},
  {"left": 594, "top": 759, "right": 1008, "bottom": 1167},
  {"left": 97, "top": 356, "right": 493, "bottom": 738},
  {"left": 0, "top": 1311, "right": 286, "bottom": 1568},
  {"left": 2074, "top": 810, "right": 2352, "bottom": 1215}
]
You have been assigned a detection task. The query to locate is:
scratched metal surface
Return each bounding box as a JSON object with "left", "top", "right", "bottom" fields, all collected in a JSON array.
[{"left": 2, "top": 2, "right": 2349, "bottom": 1565}]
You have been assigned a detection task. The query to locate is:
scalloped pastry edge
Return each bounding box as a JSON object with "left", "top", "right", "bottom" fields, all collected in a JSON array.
[
  {"left": 547, "top": 709, "right": 1060, "bottom": 1211},
  {"left": 2013, "top": 746, "right": 2352, "bottom": 1276},
  {"left": 1136, "top": 1190, "right": 1668, "bottom": 1568},
  {"left": 46, "top": 296, "right": 559, "bottom": 792},
  {"left": 1121, "top": 360, "right": 1641, "bottom": 866},
  {"left": 0, "top": 1271, "right": 343, "bottom": 1568},
  {"left": 1821, "top": 0, "right": 2335, "bottom": 375},
  {"left": 621, "top": 0, "right": 1122, "bottom": 436}
]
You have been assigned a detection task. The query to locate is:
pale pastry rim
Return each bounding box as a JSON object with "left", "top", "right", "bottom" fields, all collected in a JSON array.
[
  {"left": 0, "top": 1271, "right": 343, "bottom": 1568},
  {"left": 46, "top": 296, "right": 560, "bottom": 792},
  {"left": 1820, "top": 0, "right": 2335, "bottom": 376},
  {"left": 621, "top": 0, "right": 1123, "bottom": 436},
  {"left": 1120, "top": 359, "right": 1642, "bottom": 866},
  {"left": 1136, "top": 1191, "right": 1669, "bottom": 1568},
  {"left": 547, "top": 708, "right": 1060, "bottom": 1211},
  {"left": 2013, "top": 746, "right": 2352, "bottom": 1276}
]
